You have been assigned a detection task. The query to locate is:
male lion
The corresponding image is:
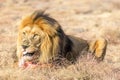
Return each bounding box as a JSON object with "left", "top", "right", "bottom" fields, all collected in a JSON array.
[{"left": 16, "top": 11, "right": 107, "bottom": 68}]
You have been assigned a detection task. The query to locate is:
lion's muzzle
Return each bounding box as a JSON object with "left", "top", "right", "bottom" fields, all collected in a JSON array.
[{"left": 21, "top": 44, "right": 37, "bottom": 57}]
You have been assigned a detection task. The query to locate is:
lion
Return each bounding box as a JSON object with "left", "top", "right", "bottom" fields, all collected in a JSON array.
[{"left": 16, "top": 11, "right": 107, "bottom": 68}]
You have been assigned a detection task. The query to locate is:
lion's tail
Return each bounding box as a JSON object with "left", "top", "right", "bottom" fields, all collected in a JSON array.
[{"left": 89, "top": 38, "right": 107, "bottom": 62}]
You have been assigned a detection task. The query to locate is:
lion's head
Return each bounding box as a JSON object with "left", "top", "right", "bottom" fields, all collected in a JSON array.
[{"left": 17, "top": 11, "right": 66, "bottom": 67}]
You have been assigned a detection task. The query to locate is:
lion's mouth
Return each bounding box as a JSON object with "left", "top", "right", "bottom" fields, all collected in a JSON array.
[
  {"left": 23, "top": 51, "right": 35, "bottom": 57},
  {"left": 19, "top": 51, "right": 39, "bottom": 68},
  {"left": 22, "top": 50, "right": 40, "bottom": 61}
]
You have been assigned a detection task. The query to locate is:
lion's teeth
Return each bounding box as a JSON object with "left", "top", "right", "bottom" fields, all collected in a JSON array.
[{"left": 23, "top": 51, "right": 27, "bottom": 55}]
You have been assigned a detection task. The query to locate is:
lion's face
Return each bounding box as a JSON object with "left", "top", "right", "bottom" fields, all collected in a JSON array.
[{"left": 20, "top": 25, "right": 44, "bottom": 62}]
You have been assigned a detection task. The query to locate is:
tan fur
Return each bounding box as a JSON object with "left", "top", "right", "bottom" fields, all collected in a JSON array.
[
  {"left": 16, "top": 11, "right": 107, "bottom": 67},
  {"left": 89, "top": 38, "right": 107, "bottom": 61}
]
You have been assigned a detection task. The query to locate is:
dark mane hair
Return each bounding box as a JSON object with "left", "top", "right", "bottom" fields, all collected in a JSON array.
[
  {"left": 31, "top": 10, "right": 73, "bottom": 58},
  {"left": 32, "top": 10, "right": 57, "bottom": 26}
]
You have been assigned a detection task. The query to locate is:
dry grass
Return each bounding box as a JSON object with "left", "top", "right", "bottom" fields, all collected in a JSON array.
[
  {"left": 0, "top": 0, "right": 120, "bottom": 80},
  {"left": 0, "top": 55, "right": 119, "bottom": 80}
]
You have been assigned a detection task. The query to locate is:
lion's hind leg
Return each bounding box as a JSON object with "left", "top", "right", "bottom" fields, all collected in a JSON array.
[{"left": 89, "top": 38, "right": 107, "bottom": 62}]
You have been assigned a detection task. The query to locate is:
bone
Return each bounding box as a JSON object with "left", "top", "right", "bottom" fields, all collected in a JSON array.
[{"left": 18, "top": 58, "right": 25, "bottom": 67}]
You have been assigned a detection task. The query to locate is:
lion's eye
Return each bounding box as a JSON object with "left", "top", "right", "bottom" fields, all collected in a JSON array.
[
  {"left": 33, "top": 34, "right": 39, "bottom": 39},
  {"left": 22, "top": 32, "right": 26, "bottom": 35}
]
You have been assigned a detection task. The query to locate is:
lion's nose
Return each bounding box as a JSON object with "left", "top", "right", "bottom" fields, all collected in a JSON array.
[{"left": 22, "top": 45, "right": 29, "bottom": 49}]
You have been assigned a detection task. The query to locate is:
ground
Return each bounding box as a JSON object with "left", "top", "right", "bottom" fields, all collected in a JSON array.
[{"left": 0, "top": 0, "right": 120, "bottom": 80}]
